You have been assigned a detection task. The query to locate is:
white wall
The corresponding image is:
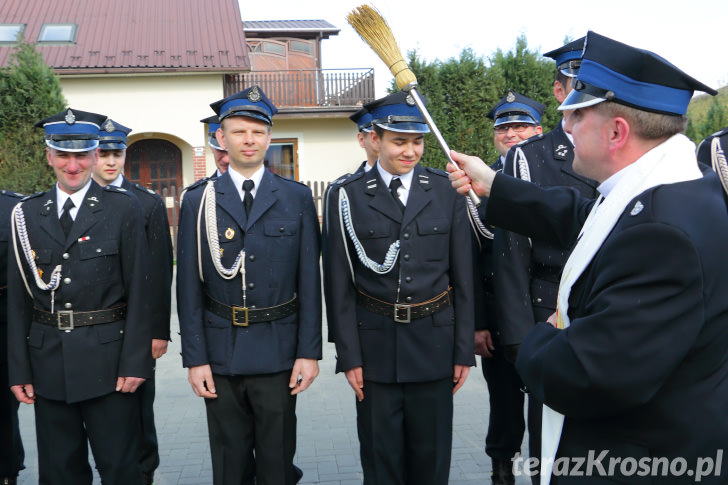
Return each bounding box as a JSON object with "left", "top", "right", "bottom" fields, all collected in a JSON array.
[
  {"left": 60, "top": 75, "right": 364, "bottom": 187},
  {"left": 273, "top": 117, "right": 367, "bottom": 183}
]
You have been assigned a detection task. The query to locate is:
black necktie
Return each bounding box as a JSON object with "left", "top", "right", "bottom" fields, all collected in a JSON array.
[
  {"left": 389, "top": 178, "right": 405, "bottom": 213},
  {"left": 242, "top": 179, "right": 255, "bottom": 216},
  {"left": 60, "top": 198, "right": 75, "bottom": 237}
]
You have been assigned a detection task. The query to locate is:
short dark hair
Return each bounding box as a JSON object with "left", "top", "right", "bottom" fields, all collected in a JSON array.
[
  {"left": 593, "top": 101, "right": 688, "bottom": 140},
  {"left": 555, "top": 70, "right": 571, "bottom": 88}
]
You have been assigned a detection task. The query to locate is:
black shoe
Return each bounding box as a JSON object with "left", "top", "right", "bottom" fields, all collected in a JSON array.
[
  {"left": 142, "top": 471, "right": 154, "bottom": 485},
  {"left": 492, "top": 458, "right": 515, "bottom": 485}
]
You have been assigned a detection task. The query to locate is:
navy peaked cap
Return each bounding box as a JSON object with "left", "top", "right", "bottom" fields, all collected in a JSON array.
[
  {"left": 364, "top": 91, "right": 430, "bottom": 134},
  {"left": 210, "top": 85, "right": 277, "bottom": 125},
  {"left": 99, "top": 118, "right": 132, "bottom": 150},
  {"left": 487, "top": 90, "right": 545, "bottom": 126},
  {"left": 561, "top": 31, "right": 717, "bottom": 115},
  {"left": 200, "top": 114, "right": 224, "bottom": 151},
  {"left": 349, "top": 107, "right": 374, "bottom": 132},
  {"left": 35, "top": 108, "right": 106, "bottom": 152},
  {"left": 544, "top": 37, "right": 585, "bottom": 77}
]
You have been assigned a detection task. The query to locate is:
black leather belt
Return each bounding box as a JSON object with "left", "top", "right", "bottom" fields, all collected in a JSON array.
[
  {"left": 204, "top": 294, "right": 298, "bottom": 327},
  {"left": 33, "top": 304, "right": 127, "bottom": 330},
  {"left": 356, "top": 288, "right": 452, "bottom": 324}
]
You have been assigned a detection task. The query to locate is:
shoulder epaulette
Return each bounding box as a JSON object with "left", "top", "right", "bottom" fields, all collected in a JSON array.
[
  {"left": 130, "top": 182, "right": 161, "bottom": 200},
  {"left": 271, "top": 172, "right": 308, "bottom": 187},
  {"left": 516, "top": 133, "right": 546, "bottom": 148},
  {"left": 20, "top": 191, "right": 45, "bottom": 201},
  {"left": 332, "top": 172, "right": 356, "bottom": 186},
  {"left": 134, "top": 183, "right": 157, "bottom": 195},
  {"left": 425, "top": 166, "right": 448, "bottom": 177},
  {"left": 338, "top": 170, "right": 366, "bottom": 186},
  {"left": 1, "top": 189, "right": 25, "bottom": 199},
  {"left": 104, "top": 185, "right": 132, "bottom": 197},
  {"left": 183, "top": 177, "right": 211, "bottom": 194}
]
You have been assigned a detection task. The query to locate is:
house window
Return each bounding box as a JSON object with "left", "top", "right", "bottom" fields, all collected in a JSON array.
[
  {"left": 0, "top": 24, "right": 25, "bottom": 43},
  {"left": 290, "top": 40, "right": 313, "bottom": 55},
  {"left": 265, "top": 139, "right": 298, "bottom": 180},
  {"left": 262, "top": 41, "right": 285, "bottom": 56},
  {"left": 38, "top": 23, "right": 77, "bottom": 43}
]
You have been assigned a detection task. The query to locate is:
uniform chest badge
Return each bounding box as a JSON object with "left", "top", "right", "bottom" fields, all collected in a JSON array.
[
  {"left": 38, "top": 268, "right": 43, "bottom": 278},
  {"left": 555, "top": 144, "right": 569, "bottom": 158},
  {"left": 225, "top": 227, "right": 235, "bottom": 240},
  {"left": 31, "top": 249, "right": 37, "bottom": 260},
  {"left": 630, "top": 201, "right": 644, "bottom": 216},
  {"left": 219, "top": 248, "right": 224, "bottom": 257}
]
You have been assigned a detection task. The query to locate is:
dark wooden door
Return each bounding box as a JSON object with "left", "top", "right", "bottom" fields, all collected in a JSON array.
[
  {"left": 126, "top": 139, "right": 183, "bottom": 227},
  {"left": 126, "top": 139, "right": 182, "bottom": 194}
]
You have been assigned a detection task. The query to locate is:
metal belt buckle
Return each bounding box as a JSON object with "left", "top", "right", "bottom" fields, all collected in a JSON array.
[
  {"left": 394, "top": 304, "right": 411, "bottom": 324},
  {"left": 232, "top": 306, "right": 249, "bottom": 327},
  {"left": 57, "top": 310, "right": 74, "bottom": 330}
]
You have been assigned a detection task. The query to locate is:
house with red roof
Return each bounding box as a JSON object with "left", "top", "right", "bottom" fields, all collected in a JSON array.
[{"left": 0, "top": 0, "right": 375, "bottom": 218}]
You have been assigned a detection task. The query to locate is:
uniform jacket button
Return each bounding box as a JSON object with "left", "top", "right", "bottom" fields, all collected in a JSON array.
[
  {"left": 249, "top": 254, "right": 255, "bottom": 261},
  {"left": 403, "top": 254, "right": 410, "bottom": 261},
  {"left": 403, "top": 232, "right": 410, "bottom": 239},
  {"left": 247, "top": 282, "right": 255, "bottom": 289},
  {"left": 63, "top": 277, "right": 71, "bottom": 284},
  {"left": 62, "top": 253, "right": 70, "bottom": 260},
  {"left": 405, "top": 296, "right": 412, "bottom": 303},
  {"left": 404, "top": 276, "right": 412, "bottom": 283},
  {"left": 64, "top": 302, "right": 72, "bottom": 309}
]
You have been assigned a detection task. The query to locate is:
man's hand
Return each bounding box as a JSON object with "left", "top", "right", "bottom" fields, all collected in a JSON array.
[
  {"left": 151, "top": 339, "right": 169, "bottom": 359},
  {"left": 11, "top": 384, "right": 35, "bottom": 404},
  {"left": 452, "top": 365, "right": 470, "bottom": 395},
  {"left": 547, "top": 311, "right": 559, "bottom": 328},
  {"left": 289, "top": 358, "right": 319, "bottom": 395},
  {"left": 345, "top": 366, "right": 364, "bottom": 402},
  {"left": 188, "top": 364, "right": 218, "bottom": 399},
  {"left": 447, "top": 150, "right": 496, "bottom": 197},
  {"left": 475, "top": 330, "right": 495, "bottom": 358},
  {"left": 116, "top": 377, "right": 146, "bottom": 393}
]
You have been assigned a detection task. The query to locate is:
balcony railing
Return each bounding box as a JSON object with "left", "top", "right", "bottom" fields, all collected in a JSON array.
[{"left": 224, "top": 68, "right": 375, "bottom": 107}]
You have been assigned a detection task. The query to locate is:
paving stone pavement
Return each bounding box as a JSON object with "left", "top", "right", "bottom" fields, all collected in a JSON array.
[{"left": 15, "top": 279, "right": 531, "bottom": 484}]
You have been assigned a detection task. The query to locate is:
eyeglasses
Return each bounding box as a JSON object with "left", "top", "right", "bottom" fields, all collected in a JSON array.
[{"left": 494, "top": 124, "right": 532, "bottom": 134}]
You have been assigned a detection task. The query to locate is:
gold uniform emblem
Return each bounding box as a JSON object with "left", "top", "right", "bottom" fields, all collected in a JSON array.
[{"left": 225, "top": 228, "right": 235, "bottom": 240}]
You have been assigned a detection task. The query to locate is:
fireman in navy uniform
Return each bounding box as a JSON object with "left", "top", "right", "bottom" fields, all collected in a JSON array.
[
  {"left": 92, "top": 118, "right": 174, "bottom": 485},
  {"left": 477, "top": 91, "right": 544, "bottom": 485},
  {"left": 201, "top": 114, "right": 229, "bottom": 178},
  {"left": 322, "top": 106, "right": 378, "bottom": 343},
  {"left": 7, "top": 108, "right": 152, "bottom": 484},
  {"left": 1, "top": 190, "right": 25, "bottom": 485},
  {"left": 323, "top": 91, "right": 475, "bottom": 484},
  {"left": 450, "top": 31, "right": 727, "bottom": 484},
  {"left": 696, "top": 126, "right": 728, "bottom": 167},
  {"left": 493, "top": 38, "right": 598, "bottom": 475},
  {"left": 176, "top": 86, "right": 321, "bottom": 485}
]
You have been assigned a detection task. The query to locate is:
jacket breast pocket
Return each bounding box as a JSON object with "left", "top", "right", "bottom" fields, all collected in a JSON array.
[
  {"left": 264, "top": 220, "right": 298, "bottom": 261},
  {"left": 354, "top": 221, "right": 391, "bottom": 240},
  {"left": 79, "top": 239, "right": 119, "bottom": 280},
  {"left": 416, "top": 218, "right": 450, "bottom": 261}
]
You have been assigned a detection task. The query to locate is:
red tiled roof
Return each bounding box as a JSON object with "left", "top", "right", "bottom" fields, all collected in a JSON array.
[{"left": 0, "top": 0, "right": 250, "bottom": 74}]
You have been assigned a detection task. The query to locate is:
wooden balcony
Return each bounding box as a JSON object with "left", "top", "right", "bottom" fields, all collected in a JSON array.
[{"left": 224, "top": 68, "right": 375, "bottom": 107}]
